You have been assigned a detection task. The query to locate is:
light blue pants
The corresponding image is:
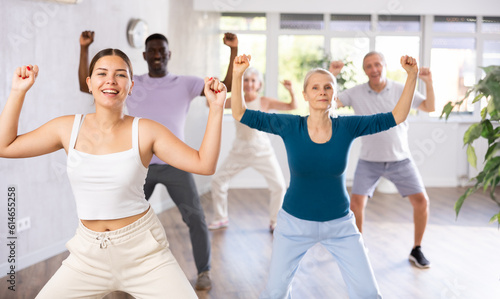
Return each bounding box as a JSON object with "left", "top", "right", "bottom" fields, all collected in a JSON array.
[{"left": 260, "top": 209, "right": 382, "bottom": 299}]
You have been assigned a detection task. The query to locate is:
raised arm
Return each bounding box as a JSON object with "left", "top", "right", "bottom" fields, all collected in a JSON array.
[
  {"left": 392, "top": 55, "right": 418, "bottom": 125},
  {"left": 220, "top": 33, "right": 238, "bottom": 93},
  {"left": 329, "top": 61, "right": 346, "bottom": 109},
  {"left": 263, "top": 80, "right": 297, "bottom": 111},
  {"left": 201, "top": 32, "right": 238, "bottom": 96},
  {"left": 78, "top": 31, "right": 94, "bottom": 93},
  {"left": 151, "top": 78, "right": 227, "bottom": 175},
  {"left": 329, "top": 60, "right": 345, "bottom": 77},
  {"left": 417, "top": 67, "right": 436, "bottom": 113},
  {"left": 231, "top": 54, "right": 251, "bottom": 121},
  {"left": 0, "top": 65, "right": 68, "bottom": 158}
]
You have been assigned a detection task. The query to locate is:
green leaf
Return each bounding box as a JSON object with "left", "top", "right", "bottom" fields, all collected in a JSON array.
[
  {"left": 439, "top": 102, "right": 454, "bottom": 120},
  {"left": 472, "top": 92, "right": 484, "bottom": 104},
  {"left": 481, "top": 106, "right": 488, "bottom": 119},
  {"left": 490, "top": 109, "right": 500, "bottom": 121},
  {"left": 481, "top": 119, "right": 494, "bottom": 140},
  {"left": 483, "top": 156, "right": 500, "bottom": 173},
  {"left": 489, "top": 212, "right": 500, "bottom": 225},
  {"left": 489, "top": 176, "right": 500, "bottom": 200},
  {"left": 455, "top": 187, "right": 476, "bottom": 219},
  {"left": 485, "top": 143, "right": 500, "bottom": 161},
  {"left": 466, "top": 145, "right": 477, "bottom": 169},
  {"left": 480, "top": 65, "right": 496, "bottom": 74},
  {"left": 487, "top": 99, "right": 497, "bottom": 117},
  {"left": 474, "top": 171, "right": 486, "bottom": 188},
  {"left": 463, "top": 123, "right": 483, "bottom": 145},
  {"left": 483, "top": 172, "right": 498, "bottom": 192}
]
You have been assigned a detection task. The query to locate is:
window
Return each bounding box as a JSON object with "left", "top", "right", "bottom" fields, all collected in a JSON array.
[
  {"left": 280, "top": 14, "right": 324, "bottom": 30},
  {"left": 219, "top": 33, "right": 267, "bottom": 82},
  {"left": 430, "top": 38, "right": 476, "bottom": 116},
  {"left": 433, "top": 16, "right": 477, "bottom": 33},
  {"left": 330, "top": 37, "right": 369, "bottom": 89},
  {"left": 219, "top": 14, "right": 267, "bottom": 113},
  {"left": 218, "top": 13, "right": 500, "bottom": 120},
  {"left": 378, "top": 15, "right": 420, "bottom": 32},
  {"left": 482, "top": 17, "right": 500, "bottom": 33},
  {"left": 483, "top": 40, "right": 500, "bottom": 67},
  {"left": 375, "top": 36, "right": 420, "bottom": 84},
  {"left": 278, "top": 35, "right": 325, "bottom": 115},
  {"left": 220, "top": 13, "right": 266, "bottom": 31},
  {"left": 330, "top": 14, "right": 370, "bottom": 32}
]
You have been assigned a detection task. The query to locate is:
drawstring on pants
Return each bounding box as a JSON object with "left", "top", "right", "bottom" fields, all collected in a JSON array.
[{"left": 96, "top": 234, "right": 111, "bottom": 249}]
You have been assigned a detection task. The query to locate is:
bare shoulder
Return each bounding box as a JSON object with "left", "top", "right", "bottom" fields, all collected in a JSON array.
[
  {"left": 50, "top": 115, "right": 78, "bottom": 131},
  {"left": 137, "top": 118, "right": 163, "bottom": 129},
  {"left": 48, "top": 115, "right": 82, "bottom": 149}
]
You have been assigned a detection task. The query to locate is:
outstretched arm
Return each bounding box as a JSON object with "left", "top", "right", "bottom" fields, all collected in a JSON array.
[
  {"left": 220, "top": 32, "right": 238, "bottom": 93},
  {"left": 201, "top": 32, "right": 238, "bottom": 96},
  {"left": 392, "top": 55, "right": 418, "bottom": 125},
  {"left": 231, "top": 54, "right": 251, "bottom": 121},
  {"left": 417, "top": 67, "right": 436, "bottom": 113},
  {"left": 152, "top": 78, "right": 227, "bottom": 175},
  {"left": 264, "top": 80, "right": 297, "bottom": 111},
  {"left": 0, "top": 65, "right": 67, "bottom": 158},
  {"left": 329, "top": 61, "right": 346, "bottom": 108},
  {"left": 78, "top": 31, "right": 94, "bottom": 93},
  {"left": 329, "top": 60, "right": 344, "bottom": 77}
]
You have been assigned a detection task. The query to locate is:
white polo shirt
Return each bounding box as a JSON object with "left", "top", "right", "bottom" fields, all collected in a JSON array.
[{"left": 338, "top": 80, "right": 425, "bottom": 162}]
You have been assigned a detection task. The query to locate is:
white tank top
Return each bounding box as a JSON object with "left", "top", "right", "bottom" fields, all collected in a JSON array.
[
  {"left": 232, "top": 97, "right": 273, "bottom": 156},
  {"left": 235, "top": 97, "right": 270, "bottom": 141},
  {"left": 67, "top": 114, "right": 149, "bottom": 220}
]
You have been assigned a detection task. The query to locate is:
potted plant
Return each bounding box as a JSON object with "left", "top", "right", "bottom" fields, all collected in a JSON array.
[{"left": 441, "top": 65, "right": 500, "bottom": 225}]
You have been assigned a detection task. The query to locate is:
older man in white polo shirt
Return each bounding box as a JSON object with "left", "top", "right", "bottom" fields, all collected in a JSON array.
[{"left": 330, "top": 51, "right": 435, "bottom": 268}]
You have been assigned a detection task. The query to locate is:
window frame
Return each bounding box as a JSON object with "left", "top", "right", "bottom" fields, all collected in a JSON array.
[{"left": 219, "top": 13, "right": 500, "bottom": 122}]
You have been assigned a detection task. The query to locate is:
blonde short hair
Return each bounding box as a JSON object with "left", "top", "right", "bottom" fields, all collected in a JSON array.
[
  {"left": 303, "top": 68, "right": 337, "bottom": 92},
  {"left": 302, "top": 68, "right": 338, "bottom": 117}
]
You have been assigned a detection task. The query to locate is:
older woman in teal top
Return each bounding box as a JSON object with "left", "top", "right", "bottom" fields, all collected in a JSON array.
[{"left": 230, "top": 54, "right": 418, "bottom": 299}]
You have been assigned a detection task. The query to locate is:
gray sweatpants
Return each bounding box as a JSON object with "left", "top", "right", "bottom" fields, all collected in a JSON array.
[{"left": 143, "top": 164, "right": 211, "bottom": 274}]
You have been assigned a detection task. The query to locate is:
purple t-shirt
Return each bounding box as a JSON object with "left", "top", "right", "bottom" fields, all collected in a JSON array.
[{"left": 126, "top": 73, "right": 204, "bottom": 165}]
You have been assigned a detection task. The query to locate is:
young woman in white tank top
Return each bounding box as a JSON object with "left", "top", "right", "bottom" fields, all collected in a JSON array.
[
  {"left": 208, "top": 67, "right": 297, "bottom": 232},
  {"left": 0, "top": 49, "right": 227, "bottom": 298}
]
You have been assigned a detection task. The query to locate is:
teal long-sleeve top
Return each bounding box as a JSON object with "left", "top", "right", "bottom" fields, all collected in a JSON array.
[{"left": 240, "top": 110, "right": 397, "bottom": 222}]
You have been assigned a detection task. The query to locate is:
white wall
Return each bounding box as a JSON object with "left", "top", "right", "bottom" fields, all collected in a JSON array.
[{"left": 0, "top": 0, "right": 223, "bottom": 275}]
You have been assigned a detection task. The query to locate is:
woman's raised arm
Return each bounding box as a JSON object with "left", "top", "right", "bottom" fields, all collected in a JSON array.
[
  {"left": 392, "top": 55, "right": 418, "bottom": 125},
  {"left": 231, "top": 54, "right": 251, "bottom": 121},
  {"left": 0, "top": 65, "right": 67, "bottom": 158}
]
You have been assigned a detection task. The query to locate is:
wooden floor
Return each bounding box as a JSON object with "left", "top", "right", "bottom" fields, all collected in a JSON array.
[{"left": 1, "top": 187, "right": 499, "bottom": 299}]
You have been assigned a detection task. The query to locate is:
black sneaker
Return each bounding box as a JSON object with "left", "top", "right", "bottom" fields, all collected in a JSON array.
[{"left": 409, "top": 246, "right": 431, "bottom": 268}]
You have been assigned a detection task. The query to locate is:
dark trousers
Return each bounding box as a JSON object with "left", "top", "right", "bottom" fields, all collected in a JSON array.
[{"left": 144, "top": 164, "right": 211, "bottom": 274}]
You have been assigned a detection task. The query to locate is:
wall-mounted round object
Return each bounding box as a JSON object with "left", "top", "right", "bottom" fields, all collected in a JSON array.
[{"left": 127, "top": 19, "right": 148, "bottom": 48}]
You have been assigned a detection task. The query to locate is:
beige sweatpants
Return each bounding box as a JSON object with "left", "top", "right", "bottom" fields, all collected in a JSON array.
[{"left": 36, "top": 207, "right": 197, "bottom": 299}]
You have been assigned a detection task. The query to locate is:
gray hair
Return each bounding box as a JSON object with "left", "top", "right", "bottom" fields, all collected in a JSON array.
[
  {"left": 303, "top": 68, "right": 337, "bottom": 93},
  {"left": 302, "top": 68, "right": 338, "bottom": 118},
  {"left": 363, "top": 51, "right": 386, "bottom": 69},
  {"left": 243, "top": 67, "right": 264, "bottom": 92}
]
